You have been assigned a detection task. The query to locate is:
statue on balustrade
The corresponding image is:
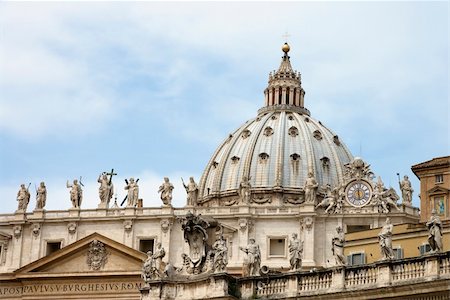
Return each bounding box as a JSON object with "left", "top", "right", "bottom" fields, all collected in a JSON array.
[
  {"left": 142, "top": 251, "right": 158, "bottom": 282},
  {"left": 35, "top": 182, "right": 47, "bottom": 210},
  {"left": 332, "top": 226, "right": 346, "bottom": 266},
  {"left": 66, "top": 179, "right": 83, "bottom": 208},
  {"left": 182, "top": 176, "right": 198, "bottom": 206},
  {"left": 427, "top": 209, "right": 443, "bottom": 252},
  {"left": 97, "top": 172, "right": 114, "bottom": 208},
  {"left": 153, "top": 243, "right": 166, "bottom": 276},
  {"left": 304, "top": 171, "right": 318, "bottom": 204},
  {"left": 378, "top": 218, "right": 394, "bottom": 260},
  {"left": 124, "top": 177, "right": 139, "bottom": 207},
  {"left": 239, "top": 238, "right": 261, "bottom": 276},
  {"left": 158, "top": 177, "right": 174, "bottom": 206},
  {"left": 399, "top": 175, "right": 413, "bottom": 205},
  {"left": 16, "top": 183, "right": 31, "bottom": 212},
  {"left": 289, "top": 233, "right": 303, "bottom": 270}
]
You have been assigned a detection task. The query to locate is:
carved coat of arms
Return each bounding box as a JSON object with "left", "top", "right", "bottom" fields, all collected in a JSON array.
[{"left": 87, "top": 240, "right": 108, "bottom": 270}]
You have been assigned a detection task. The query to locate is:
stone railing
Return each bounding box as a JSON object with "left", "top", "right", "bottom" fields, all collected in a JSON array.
[{"left": 238, "top": 251, "right": 450, "bottom": 299}]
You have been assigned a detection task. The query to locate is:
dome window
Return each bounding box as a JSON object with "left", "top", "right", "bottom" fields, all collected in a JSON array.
[
  {"left": 230, "top": 156, "right": 240, "bottom": 164},
  {"left": 321, "top": 157, "right": 330, "bottom": 168},
  {"left": 271, "top": 115, "right": 277, "bottom": 120},
  {"left": 288, "top": 115, "right": 294, "bottom": 121},
  {"left": 264, "top": 126, "right": 274, "bottom": 137},
  {"left": 333, "top": 135, "right": 341, "bottom": 146},
  {"left": 241, "top": 129, "right": 251, "bottom": 139},
  {"left": 212, "top": 161, "right": 219, "bottom": 169},
  {"left": 313, "top": 130, "right": 323, "bottom": 140},
  {"left": 288, "top": 126, "right": 299, "bottom": 137},
  {"left": 290, "top": 153, "right": 301, "bottom": 161},
  {"left": 258, "top": 153, "right": 270, "bottom": 163},
  {"left": 304, "top": 117, "right": 310, "bottom": 122}
]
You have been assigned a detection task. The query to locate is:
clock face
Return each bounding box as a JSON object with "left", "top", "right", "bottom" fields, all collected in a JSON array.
[{"left": 345, "top": 180, "right": 372, "bottom": 207}]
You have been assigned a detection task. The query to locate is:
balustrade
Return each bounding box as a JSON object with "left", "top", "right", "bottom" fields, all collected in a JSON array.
[
  {"left": 440, "top": 256, "right": 450, "bottom": 275},
  {"left": 298, "top": 271, "right": 332, "bottom": 292},
  {"left": 256, "top": 278, "right": 287, "bottom": 296},
  {"left": 392, "top": 260, "right": 425, "bottom": 281},
  {"left": 345, "top": 266, "right": 377, "bottom": 287}
]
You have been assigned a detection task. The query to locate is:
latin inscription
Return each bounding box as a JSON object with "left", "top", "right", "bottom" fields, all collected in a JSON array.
[{"left": 0, "top": 282, "right": 143, "bottom": 296}]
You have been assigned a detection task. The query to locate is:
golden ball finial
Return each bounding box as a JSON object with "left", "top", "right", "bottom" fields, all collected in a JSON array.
[{"left": 282, "top": 42, "right": 290, "bottom": 53}]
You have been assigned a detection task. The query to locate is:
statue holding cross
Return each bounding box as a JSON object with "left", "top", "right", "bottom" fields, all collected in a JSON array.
[{"left": 97, "top": 169, "right": 116, "bottom": 208}]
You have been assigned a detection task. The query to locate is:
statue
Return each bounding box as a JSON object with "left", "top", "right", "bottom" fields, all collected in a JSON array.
[
  {"left": 288, "top": 233, "right": 303, "bottom": 270},
  {"left": 238, "top": 176, "right": 252, "bottom": 203},
  {"left": 316, "top": 185, "right": 338, "bottom": 213},
  {"left": 239, "top": 238, "right": 261, "bottom": 276},
  {"left": 142, "top": 251, "right": 158, "bottom": 282},
  {"left": 399, "top": 175, "right": 413, "bottom": 205},
  {"left": 304, "top": 171, "right": 318, "bottom": 204},
  {"left": 426, "top": 209, "right": 442, "bottom": 252},
  {"left": 97, "top": 172, "right": 114, "bottom": 208},
  {"left": 212, "top": 235, "right": 228, "bottom": 273},
  {"left": 158, "top": 177, "right": 174, "bottom": 206},
  {"left": 66, "top": 179, "right": 82, "bottom": 208},
  {"left": 35, "top": 181, "right": 47, "bottom": 210},
  {"left": 378, "top": 218, "right": 394, "bottom": 260},
  {"left": 332, "top": 226, "right": 346, "bottom": 266},
  {"left": 374, "top": 177, "right": 400, "bottom": 213},
  {"left": 153, "top": 243, "right": 166, "bottom": 276},
  {"left": 182, "top": 177, "right": 198, "bottom": 206},
  {"left": 16, "top": 183, "right": 31, "bottom": 212},
  {"left": 124, "top": 178, "right": 139, "bottom": 207}
]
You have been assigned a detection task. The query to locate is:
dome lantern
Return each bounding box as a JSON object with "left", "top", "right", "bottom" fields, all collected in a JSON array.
[{"left": 263, "top": 43, "right": 306, "bottom": 112}]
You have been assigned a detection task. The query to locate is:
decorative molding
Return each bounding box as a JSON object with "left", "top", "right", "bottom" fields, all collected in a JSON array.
[
  {"left": 160, "top": 219, "right": 173, "bottom": 233},
  {"left": 251, "top": 196, "right": 271, "bottom": 204},
  {"left": 238, "top": 218, "right": 253, "bottom": 232},
  {"left": 123, "top": 220, "right": 133, "bottom": 232},
  {"left": 67, "top": 222, "right": 77, "bottom": 235},
  {"left": 284, "top": 195, "right": 305, "bottom": 205},
  {"left": 86, "top": 240, "right": 108, "bottom": 270},
  {"left": 302, "top": 217, "right": 314, "bottom": 232},
  {"left": 31, "top": 223, "right": 40, "bottom": 237},
  {"left": 13, "top": 225, "right": 22, "bottom": 239}
]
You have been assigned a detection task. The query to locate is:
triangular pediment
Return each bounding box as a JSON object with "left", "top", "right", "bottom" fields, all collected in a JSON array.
[
  {"left": 0, "top": 231, "right": 12, "bottom": 240},
  {"left": 428, "top": 186, "right": 450, "bottom": 195},
  {"left": 16, "top": 232, "right": 146, "bottom": 275}
]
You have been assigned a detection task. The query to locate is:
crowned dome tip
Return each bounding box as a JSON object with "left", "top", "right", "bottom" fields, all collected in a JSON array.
[{"left": 282, "top": 42, "right": 290, "bottom": 53}]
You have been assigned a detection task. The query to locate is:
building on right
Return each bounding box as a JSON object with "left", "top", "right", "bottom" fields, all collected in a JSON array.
[{"left": 412, "top": 156, "right": 450, "bottom": 222}]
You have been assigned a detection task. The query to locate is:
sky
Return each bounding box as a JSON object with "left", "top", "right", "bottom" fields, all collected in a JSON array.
[{"left": 0, "top": 2, "right": 448, "bottom": 213}]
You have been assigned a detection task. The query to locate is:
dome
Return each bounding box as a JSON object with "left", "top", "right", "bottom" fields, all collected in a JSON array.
[{"left": 197, "top": 44, "right": 354, "bottom": 206}]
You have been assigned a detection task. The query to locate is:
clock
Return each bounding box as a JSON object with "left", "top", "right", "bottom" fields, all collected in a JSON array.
[{"left": 345, "top": 180, "right": 372, "bottom": 207}]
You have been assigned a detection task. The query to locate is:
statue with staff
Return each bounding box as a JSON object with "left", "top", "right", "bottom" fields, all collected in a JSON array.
[
  {"left": 67, "top": 177, "right": 83, "bottom": 208},
  {"left": 182, "top": 177, "right": 198, "bottom": 206},
  {"left": 97, "top": 169, "right": 116, "bottom": 208},
  {"left": 123, "top": 177, "right": 139, "bottom": 207}
]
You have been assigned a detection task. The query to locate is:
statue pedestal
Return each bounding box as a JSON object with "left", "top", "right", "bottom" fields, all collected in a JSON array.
[
  {"left": 13, "top": 212, "right": 26, "bottom": 221},
  {"left": 124, "top": 207, "right": 136, "bottom": 216},
  {"left": 31, "top": 209, "right": 44, "bottom": 219},
  {"left": 95, "top": 208, "right": 108, "bottom": 217},
  {"left": 68, "top": 208, "right": 80, "bottom": 217},
  {"left": 161, "top": 205, "right": 173, "bottom": 215}
]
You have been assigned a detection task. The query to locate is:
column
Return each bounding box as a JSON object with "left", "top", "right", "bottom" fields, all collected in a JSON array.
[{"left": 301, "top": 215, "right": 316, "bottom": 267}]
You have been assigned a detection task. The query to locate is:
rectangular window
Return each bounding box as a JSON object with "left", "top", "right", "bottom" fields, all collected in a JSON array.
[
  {"left": 347, "top": 225, "right": 371, "bottom": 234},
  {"left": 268, "top": 237, "right": 286, "bottom": 257},
  {"left": 393, "top": 248, "right": 404, "bottom": 259},
  {"left": 347, "top": 253, "right": 365, "bottom": 266},
  {"left": 419, "top": 244, "right": 431, "bottom": 255},
  {"left": 435, "top": 174, "right": 444, "bottom": 183},
  {"left": 139, "top": 239, "right": 154, "bottom": 253},
  {"left": 46, "top": 242, "right": 61, "bottom": 256},
  {"left": 0, "top": 245, "right": 3, "bottom": 265}
]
